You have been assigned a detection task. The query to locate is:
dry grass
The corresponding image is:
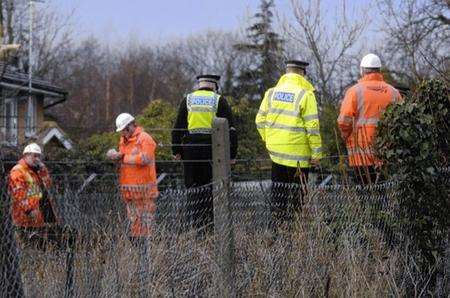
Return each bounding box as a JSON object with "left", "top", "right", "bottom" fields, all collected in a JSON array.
[
  {"left": 17, "top": 226, "right": 417, "bottom": 297},
  {"left": 13, "top": 183, "right": 435, "bottom": 297}
]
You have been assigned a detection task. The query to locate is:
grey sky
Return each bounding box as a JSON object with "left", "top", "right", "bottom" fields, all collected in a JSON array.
[
  {"left": 56, "top": 0, "right": 263, "bottom": 41},
  {"left": 54, "top": 0, "right": 370, "bottom": 42}
]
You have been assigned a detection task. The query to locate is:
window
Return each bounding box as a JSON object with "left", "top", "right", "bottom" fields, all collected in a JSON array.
[
  {"left": 0, "top": 98, "right": 18, "bottom": 146},
  {"left": 25, "top": 96, "right": 37, "bottom": 137}
]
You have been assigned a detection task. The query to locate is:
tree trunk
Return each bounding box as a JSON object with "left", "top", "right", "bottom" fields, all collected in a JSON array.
[
  {"left": 6, "top": 0, "right": 13, "bottom": 44},
  {"left": 0, "top": 0, "right": 4, "bottom": 43}
]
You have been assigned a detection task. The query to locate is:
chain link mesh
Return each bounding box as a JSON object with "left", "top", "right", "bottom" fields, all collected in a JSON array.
[{"left": 1, "top": 169, "right": 449, "bottom": 297}]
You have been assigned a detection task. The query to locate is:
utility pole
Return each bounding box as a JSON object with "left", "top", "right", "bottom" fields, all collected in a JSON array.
[
  {"left": 27, "top": 0, "right": 44, "bottom": 134},
  {"left": 28, "top": 0, "right": 45, "bottom": 90},
  {"left": 28, "top": 0, "right": 33, "bottom": 94}
]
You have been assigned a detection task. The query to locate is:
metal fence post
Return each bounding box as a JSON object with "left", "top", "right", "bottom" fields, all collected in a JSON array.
[
  {"left": 212, "top": 117, "right": 236, "bottom": 297},
  {"left": 64, "top": 241, "right": 75, "bottom": 298}
]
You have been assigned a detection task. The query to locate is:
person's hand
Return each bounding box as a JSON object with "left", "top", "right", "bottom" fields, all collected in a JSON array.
[
  {"left": 106, "top": 148, "right": 117, "bottom": 159},
  {"left": 173, "top": 154, "right": 181, "bottom": 161},
  {"left": 110, "top": 152, "right": 123, "bottom": 161},
  {"left": 37, "top": 159, "right": 44, "bottom": 168},
  {"left": 230, "top": 159, "right": 236, "bottom": 165},
  {"left": 107, "top": 149, "right": 123, "bottom": 161},
  {"left": 34, "top": 159, "right": 44, "bottom": 171}
]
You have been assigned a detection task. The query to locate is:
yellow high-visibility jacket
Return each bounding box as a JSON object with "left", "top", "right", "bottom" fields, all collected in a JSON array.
[
  {"left": 186, "top": 89, "right": 220, "bottom": 134},
  {"left": 255, "top": 73, "right": 323, "bottom": 168}
]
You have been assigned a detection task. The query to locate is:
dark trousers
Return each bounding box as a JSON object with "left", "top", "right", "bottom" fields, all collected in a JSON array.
[
  {"left": 182, "top": 140, "right": 213, "bottom": 231},
  {"left": 270, "top": 162, "right": 309, "bottom": 228}
]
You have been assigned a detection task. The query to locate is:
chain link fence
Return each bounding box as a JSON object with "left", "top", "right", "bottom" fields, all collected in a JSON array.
[{"left": 4, "top": 168, "right": 448, "bottom": 297}]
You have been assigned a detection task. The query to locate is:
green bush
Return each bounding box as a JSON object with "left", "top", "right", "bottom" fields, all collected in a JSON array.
[
  {"left": 82, "top": 99, "right": 177, "bottom": 161},
  {"left": 319, "top": 102, "right": 346, "bottom": 170},
  {"left": 231, "top": 98, "right": 270, "bottom": 178},
  {"left": 135, "top": 99, "right": 177, "bottom": 160},
  {"left": 82, "top": 132, "right": 119, "bottom": 160},
  {"left": 231, "top": 98, "right": 267, "bottom": 161},
  {"left": 375, "top": 79, "right": 450, "bottom": 273}
]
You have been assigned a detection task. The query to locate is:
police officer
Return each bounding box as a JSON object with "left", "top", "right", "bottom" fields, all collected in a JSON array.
[
  {"left": 172, "top": 74, "right": 237, "bottom": 232},
  {"left": 255, "top": 60, "right": 323, "bottom": 228}
]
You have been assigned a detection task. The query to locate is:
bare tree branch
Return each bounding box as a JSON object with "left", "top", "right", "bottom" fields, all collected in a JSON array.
[
  {"left": 377, "top": 0, "right": 450, "bottom": 84},
  {"left": 282, "top": 0, "right": 368, "bottom": 102}
]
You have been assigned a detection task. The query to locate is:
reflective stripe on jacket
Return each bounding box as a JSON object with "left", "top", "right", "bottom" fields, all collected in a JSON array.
[
  {"left": 338, "top": 73, "right": 401, "bottom": 166},
  {"left": 8, "top": 159, "right": 52, "bottom": 227},
  {"left": 119, "top": 126, "right": 159, "bottom": 198},
  {"left": 119, "top": 126, "right": 158, "bottom": 236},
  {"left": 186, "top": 90, "right": 220, "bottom": 134},
  {"left": 255, "top": 73, "right": 323, "bottom": 168}
]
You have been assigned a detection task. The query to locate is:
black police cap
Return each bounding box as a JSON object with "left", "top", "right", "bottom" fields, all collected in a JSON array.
[
  {"left": 285, "top": 60, "right": 309, "bottom": 69},
  {"left": 196, "top": 74, "right": 221, "bottom": 84}
]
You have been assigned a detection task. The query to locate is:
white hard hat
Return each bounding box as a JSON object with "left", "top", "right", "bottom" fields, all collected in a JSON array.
[
  {"left": 115, "top": 113, "right": 135, "bottom": 132},
  {"left": 23, "top": 143, "right": 42, "bottom": 155},
  {"left": 360, "top": 53, "right": 381, "bottom": 68}
]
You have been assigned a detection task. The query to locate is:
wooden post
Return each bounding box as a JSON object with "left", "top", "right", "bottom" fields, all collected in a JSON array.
[{"left": 212, "top": 118, "right": 236, "bottom": 298}]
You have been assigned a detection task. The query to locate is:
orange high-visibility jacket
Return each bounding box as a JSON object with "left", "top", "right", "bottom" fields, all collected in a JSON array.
[
  {"left": 338, "top": 73, "right": 401, "bottom": 167},
  {"left": 8, "top": 159, "right": 52, "bottom": 228},
  {"left": 119, "top": 126, "right": 158, "bottom": 236}
]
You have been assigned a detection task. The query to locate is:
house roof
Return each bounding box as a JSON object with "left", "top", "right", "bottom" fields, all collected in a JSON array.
[
  {"left": 0, "top": 62, "right": 68, "bottom": 108},
  {"left": 35, "top": 121, "right": 73, "bottom": 150}
]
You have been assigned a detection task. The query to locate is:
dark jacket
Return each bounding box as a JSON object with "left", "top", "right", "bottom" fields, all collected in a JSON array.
[{"left": 172, "top": 89, "right": 238, "bottom": 159}]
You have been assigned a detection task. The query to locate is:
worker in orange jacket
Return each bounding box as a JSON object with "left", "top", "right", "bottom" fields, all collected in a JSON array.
[
  {"left": 8, "top": 143, "right": 55, "bottom": 228},
  {"left": 8, "top": 143, "right": 68, "bottom": 250},
  {"left": 107, "top": 113, "right": 159, "bottom": 238},
  {"left": 338, "top": 54, "right": 401, "bottom": 184}
]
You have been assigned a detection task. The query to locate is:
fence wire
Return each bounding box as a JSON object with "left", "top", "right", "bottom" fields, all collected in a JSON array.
[{"left": 1, "top": 170, "right": 449, "bottom": 297}]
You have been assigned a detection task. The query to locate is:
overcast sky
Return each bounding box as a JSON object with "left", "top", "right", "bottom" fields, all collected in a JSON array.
[{"left": 54, "top": 0, "right": 370, "bottom": 43}]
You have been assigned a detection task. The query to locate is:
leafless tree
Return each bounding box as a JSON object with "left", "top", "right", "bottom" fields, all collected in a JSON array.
[
  {"left": 426, "top": 0, "right": 450, "bottom": 26},
  {"left": 377, "top": 0, "right": 450, "bottom": 85},
  {"left": 282, "top": 0, "right": 368, "bottom": 103},
  {"left": 0, "top": 0, "right": 77, "bottom": 83},
  {"left": 52, "top": 37, "right": 107, "bottom": 134},
  {"left": 170, "top": 30, "right": 245, "bottom": 96},
  {"left": 51, "top": 38, "right": 196, "bottom": 136}
]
